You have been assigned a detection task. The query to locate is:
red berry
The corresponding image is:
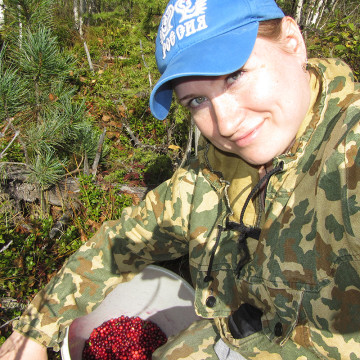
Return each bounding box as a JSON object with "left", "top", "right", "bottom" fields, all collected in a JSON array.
[{"left": 82, "top": 316, "right": 167, "bottom": 360}]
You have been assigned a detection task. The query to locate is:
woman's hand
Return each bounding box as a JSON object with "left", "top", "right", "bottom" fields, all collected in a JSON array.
[{"left": 0, "top": 331, "right": 48, "bottom": 360}]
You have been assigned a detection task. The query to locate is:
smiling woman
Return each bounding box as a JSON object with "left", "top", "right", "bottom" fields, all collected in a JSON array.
[
  {"left": 2, "top": 0, "right": 360, "bottom": 359},
  {"left": 173, "top": 20, "right": 311, "bottom": 165}
]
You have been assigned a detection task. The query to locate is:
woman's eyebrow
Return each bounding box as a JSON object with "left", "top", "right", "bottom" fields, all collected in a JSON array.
[
  {"left": 175, "top": 69, "right": 245, "bottom": 104},
  {"left": 177, "top": 93, "right": 197, "bottom": 104}
]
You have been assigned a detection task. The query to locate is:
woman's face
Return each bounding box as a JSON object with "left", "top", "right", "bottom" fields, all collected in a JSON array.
[{"left": 174, "top": 30, "right": 311, "bottom": 165}]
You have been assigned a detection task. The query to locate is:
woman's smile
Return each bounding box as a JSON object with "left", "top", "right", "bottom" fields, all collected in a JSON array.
[
  {"left": 174, "top": 34, "right": 311, "bottom": 165},
  {"left": 231, "top": 118, "right": 266, "bottom": 147}
]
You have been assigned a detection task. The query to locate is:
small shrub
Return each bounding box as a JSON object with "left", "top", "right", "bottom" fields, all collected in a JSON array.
[
  {"left": 306, "top": 19, "right": 360, "bottom": 80},
  {"left": 77, "top": 174, "right": 133, "bottom": 237},
  {"left": 105, "top": 148, "right": 176, "bottom": 188}
]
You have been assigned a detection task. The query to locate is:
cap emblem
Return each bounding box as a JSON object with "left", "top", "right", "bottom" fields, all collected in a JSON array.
[{"left": 160, "top": 0, "right": 208, "bottom": 60}]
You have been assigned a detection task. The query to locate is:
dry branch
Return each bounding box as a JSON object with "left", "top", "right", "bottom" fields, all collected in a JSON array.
[
  {"left": 139, "top": 40, "right": 152, "bottom": 88},
  {"left": 91, "top": 128, "right": 107, "bottom": 176},
  {"left": 0, "top": 130, "right": 19, "bottom": 159}
]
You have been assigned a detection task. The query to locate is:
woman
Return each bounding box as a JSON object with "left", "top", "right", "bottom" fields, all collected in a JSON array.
[{"left": 1, "top": 0, "right": 360, "bottom": 359}]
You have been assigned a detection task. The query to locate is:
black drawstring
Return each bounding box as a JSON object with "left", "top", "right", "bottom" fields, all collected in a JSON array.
[
  {"left": 230, "top": 163, "right": 283, "bottom": 278},
  {"left": 204, "top": 224, "right": 223, "bottom": 282},
  {"left": 203, "top": 162, "right": 283, "bottom": 283}
]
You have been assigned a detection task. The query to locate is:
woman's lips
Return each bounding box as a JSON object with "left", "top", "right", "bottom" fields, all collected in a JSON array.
[{"left": 232, "top": 119, "right": 265, "bottom": 147}]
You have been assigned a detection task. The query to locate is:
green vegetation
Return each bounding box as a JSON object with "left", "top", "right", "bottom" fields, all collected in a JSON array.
[
  {"left": 0, "top": 174, "right": 132, "bottom": 358},
  {"left": 0, "top": 0, "right": 358, "bottom": 358},
  {"left": 278, "top": 0, "right": 360, "bottom": 80},
  {"left": 78, "top": 174, "right": 133, "bottom": 236},
  {"left": 306, "top": 19, "right": 360, "bottom": 80}
]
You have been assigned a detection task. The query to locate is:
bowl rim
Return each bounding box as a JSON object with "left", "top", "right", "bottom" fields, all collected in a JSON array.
[{"left": 60, "top": 264, "right": 197, "bottom": 360}]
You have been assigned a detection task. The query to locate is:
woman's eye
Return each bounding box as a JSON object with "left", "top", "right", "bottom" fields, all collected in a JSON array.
[
  {"left": 226, "top": 70, "right": 243, "bottom": 84},
  {"left": 189, "top": 96, "right": 207, "bottom": 108}
]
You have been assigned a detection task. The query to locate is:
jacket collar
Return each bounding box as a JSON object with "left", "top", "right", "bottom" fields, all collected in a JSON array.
[{"left": 198, "top": 58, "right": 358, "bottom": 180}]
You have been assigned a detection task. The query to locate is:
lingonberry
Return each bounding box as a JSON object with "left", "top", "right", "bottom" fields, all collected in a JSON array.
[{"left": 82, "top": 316, "right": 167, "bottom": 360}]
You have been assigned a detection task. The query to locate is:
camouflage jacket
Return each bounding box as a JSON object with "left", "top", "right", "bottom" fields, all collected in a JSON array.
[{"left": 14, "top": 59, "right": 360, "bottom": 359}]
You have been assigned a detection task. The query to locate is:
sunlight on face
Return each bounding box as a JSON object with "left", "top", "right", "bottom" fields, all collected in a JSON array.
[{"left": 174, "top": 31, "right": 311, "bottom": 165}]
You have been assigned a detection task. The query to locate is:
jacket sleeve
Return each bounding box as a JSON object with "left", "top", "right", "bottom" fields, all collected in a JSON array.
[{"left": 12, "top": 172, "right": 191, "bottom": 351}]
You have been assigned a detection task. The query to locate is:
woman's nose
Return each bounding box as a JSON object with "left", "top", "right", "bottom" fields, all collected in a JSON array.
[{"left": 212, "top": 94, "right": 243, "bottom": 137}]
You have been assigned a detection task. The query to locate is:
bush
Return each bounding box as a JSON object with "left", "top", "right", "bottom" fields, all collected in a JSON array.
[{"left": 306, "top": 19, "right": 360, "bottom": 80}]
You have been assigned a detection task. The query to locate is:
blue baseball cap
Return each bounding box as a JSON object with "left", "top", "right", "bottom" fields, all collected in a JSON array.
[{"left": 150, "top": 0, "right": 284, "bottom": 120}]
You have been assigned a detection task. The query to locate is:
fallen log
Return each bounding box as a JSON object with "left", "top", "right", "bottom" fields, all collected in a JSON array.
[{"left": 0, "top": 164, "right": 147, "bottom": 212}]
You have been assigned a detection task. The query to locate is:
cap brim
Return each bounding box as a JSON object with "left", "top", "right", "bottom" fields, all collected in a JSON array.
[{"left": 150, "top": 21, "right": 259, "bottom": 120}]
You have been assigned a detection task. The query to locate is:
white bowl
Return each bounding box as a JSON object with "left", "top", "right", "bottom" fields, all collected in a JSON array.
[{"left": 61, "top": 265, "right": 200, "bottom": 360}]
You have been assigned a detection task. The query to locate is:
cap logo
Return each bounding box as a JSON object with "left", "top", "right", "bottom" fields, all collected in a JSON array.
[{"left": 160, "top": 0, "right": 208, "bottom": 60}]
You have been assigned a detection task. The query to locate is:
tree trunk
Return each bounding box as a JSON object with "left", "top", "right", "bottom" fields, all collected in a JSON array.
[
  {"left": 73, "top": 0, "right": 80, "bottom": 30},
  {"left": 74, "top": 0, "right": 94, "bottom": 73},
  {"left": 18, "top": 4, "right": 23, "bottom": 46},
  {"left": 87, "top": 0, "right": 99, "bottom": 15},
  {"left": 309, "top": 0, "right": 326, "bottom": 27},
  {"left": 304, "top": 0, "right": 320, "bottom": 28},
  {"left": 295, "top": 0, "right": 305, "bottom": 24},
  {"left": 319, "top": 0, "right": 340, "bottom": 30},
  {"left": 0, "top": 0, "right": 4, "bottom": 29},
  {"left": 314, "top": 0, "right": 327, "bottom": 28}
]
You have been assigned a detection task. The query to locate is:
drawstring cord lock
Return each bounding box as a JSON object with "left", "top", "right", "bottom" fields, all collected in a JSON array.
[
  {"left": 231, "top": 162, "right": 284, "bottom": 278},
  {"left": 204, "top": 162, "right": 284, "bottom": 282}
]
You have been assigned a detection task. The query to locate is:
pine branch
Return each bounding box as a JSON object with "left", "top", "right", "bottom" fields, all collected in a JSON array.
[{"left": 73, "top": 0, "right": 94, "bottom": 74}]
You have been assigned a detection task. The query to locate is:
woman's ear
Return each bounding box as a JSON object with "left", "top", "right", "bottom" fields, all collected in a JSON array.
[{"left": 281, "top": 16, "right": 307, "bottom": 58}]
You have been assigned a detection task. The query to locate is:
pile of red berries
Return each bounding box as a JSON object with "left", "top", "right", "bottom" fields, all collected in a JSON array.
[{"left": 82, "top": 315, "right": 167, "bottom": 360}]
